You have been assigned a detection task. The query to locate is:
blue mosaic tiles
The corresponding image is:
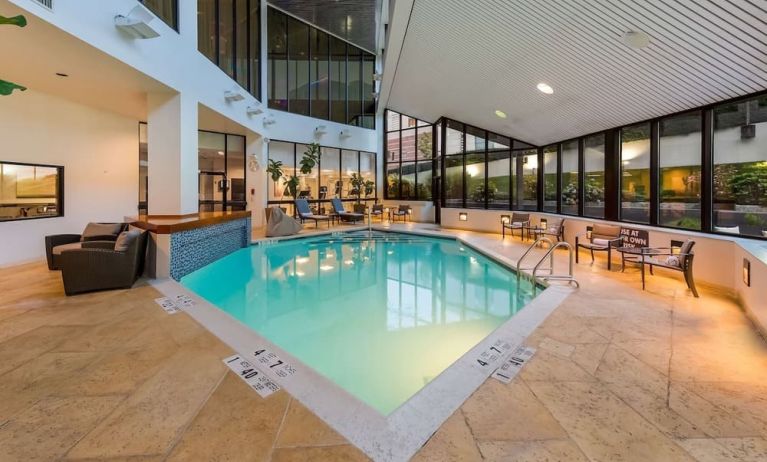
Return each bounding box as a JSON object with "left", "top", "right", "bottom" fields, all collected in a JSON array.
[{"left": 169, "top": 217, "right": 250, "bottom": 280}]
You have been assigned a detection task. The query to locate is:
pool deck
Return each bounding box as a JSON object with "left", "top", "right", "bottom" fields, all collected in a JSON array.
[{"left": 1, "top": 223, "right": 766, "bottom": 461}]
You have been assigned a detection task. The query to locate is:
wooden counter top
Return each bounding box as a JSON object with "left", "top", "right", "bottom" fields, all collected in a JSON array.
[{"left": 129, "top": 211, "right": 251, "bottom": 234}]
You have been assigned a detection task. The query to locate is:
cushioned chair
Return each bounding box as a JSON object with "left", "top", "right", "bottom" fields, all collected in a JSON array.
[
  {"left": 59, "top": 229, "right": 148, "bottom": 295},
  {"left": 537, "top": 217, "right": 565, "bottom": 242},
  {"left": 501, "top": 213, "right": 530, "bottom": 239},
  {"left": 295, "top": 199, "right": 331, "bottom": 228},
  {"left": 391, "top": 205, "right": 411, "bottom": 222},
  {"left": 45, "top": 222, "right": 129, "bottom": 270},
  {"left": 331, "top": 198, "right": 364, "bottom": 223},
  {"left": 642, "top": 240, "right": 698, "bottom": 297},
  {"left": 575, "top": 223, "right": 624, "bottom": 270},
  {"left": 370, "top": 204, "right": 385, "bottom": 221}
]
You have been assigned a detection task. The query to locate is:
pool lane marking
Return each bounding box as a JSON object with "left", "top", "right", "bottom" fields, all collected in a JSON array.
[
  {"left": 492, "top": 346, "right": 536, "bottom": 384},
  {"left": 223, "top": 354, "right": 281, "bottom": 397}
]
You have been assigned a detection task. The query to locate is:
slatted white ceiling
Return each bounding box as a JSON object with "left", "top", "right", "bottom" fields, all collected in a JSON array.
[{"left": 385, "top": 0, "right": 767, "bottom": 146}]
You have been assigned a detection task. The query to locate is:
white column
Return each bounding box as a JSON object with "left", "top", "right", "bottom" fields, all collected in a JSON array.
[
  {"left": 147, "top": 92, "right": 198, "bottom": 215},
  {"left": 246, "top": 134, "right": 267, "bottom": 227}
]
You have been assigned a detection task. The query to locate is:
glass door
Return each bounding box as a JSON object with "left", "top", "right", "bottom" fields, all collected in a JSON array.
[{"left": 198, "top": 171, "right": 227, "bottom": 212}]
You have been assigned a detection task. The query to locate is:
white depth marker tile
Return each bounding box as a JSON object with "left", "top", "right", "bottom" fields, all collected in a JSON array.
[
  {"left": 492, "top": 346, "right": 536, "bottom": 384},
  {"left": 223, "top": 354, "right": 281, "bottom": 397}
]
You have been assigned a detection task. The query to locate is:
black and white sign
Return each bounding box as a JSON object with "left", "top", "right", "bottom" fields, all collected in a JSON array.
[
  {"left": 154, "top": 297, "right": 181, "bottom": 314},
  {"left": 619, "top": 227, "right": 649, "bottom": 248},
  {"left": 174, "top": 294, "right": 195, "bottom": 308},
  {"left": 252, "top": 349, "right": 297, "bottom": 379},
  {"left": 492, "top": 346, "right": 536, "bottom": 383},
  {"left": 473, "top": 339, "right": 514, "bottom": 370},
  {"left": 223, "top": 354, "right": 281, "bottom": 397}
]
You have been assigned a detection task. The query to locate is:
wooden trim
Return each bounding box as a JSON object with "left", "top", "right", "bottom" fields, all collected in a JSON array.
[{"left": 131, "top": 211, "right": 250, "bottom": 234}]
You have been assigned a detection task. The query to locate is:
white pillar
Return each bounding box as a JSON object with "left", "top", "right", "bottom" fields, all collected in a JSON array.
[
  {"left": 246, "top": 134, "right": 266, "bottom": 227},
  {"left": 147, "top": 92, "right": 198, "bottom": 216}
]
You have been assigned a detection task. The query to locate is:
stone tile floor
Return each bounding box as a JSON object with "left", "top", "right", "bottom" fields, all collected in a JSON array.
[{"left": 1, "top": 225, "right": 766, "bottom": 461}]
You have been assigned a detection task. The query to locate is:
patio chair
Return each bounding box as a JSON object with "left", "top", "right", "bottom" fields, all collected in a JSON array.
[
  {"left": 391, "top": 205, "right": 411, "bottom": 222},
  {"left": 295, "top": 199, "right": 331, "bottom": 228},
  {"left": 59, "top": 229, "right": 148, "bottom": 295},
  {"left": 370, "top": 204, "right": 385, "bottom": 221},
  {"left": 331, "top": 198, "right": 364, "bottom": 223},
  {"left": 642, "top": 240, "right": 698, "bottom": 297},
  {"left": 45, "top": 222, "right": 129, "bottom": 270},
  {"left": 537, "top": 217, "right": 565, "bottom": 242},
  {"left": 501, "top": 213, "right": 529, "bottom": 239},
  {"left": 575, "top": 223, "right": 623, "bottom": 270}
]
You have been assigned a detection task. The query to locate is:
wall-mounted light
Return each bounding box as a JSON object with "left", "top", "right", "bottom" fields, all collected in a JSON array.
[
  {"left": 315, "top": 125, "right": 328, "bottom": 136},
  {"left": 459, "top": 212, "right": 468, "bottom": 222},
  {"left": 540, "top": 218, "right": 548, "bottom": 229},
  {"left": 586, "top": 226, "right": 593, "bottom": 240},
  {"left": 114, "top": 5, "right": 161, "bottom": 39},
  {"left": 224, "top": 90, "right": 245, "bottom": 102},
  {"left": 743, "top": 258, "right": 751, "bottom": 287},
  {"left": 339, "top": 129, "right": 351, "bottom": 139},
  {"left": 500, "top": 214, "right": 510, "bottom": 224},
  {"left": 262, "top": 115, "right": 276, "bottom": 127},
  {"left": 373, "top": 73, "right": 383, "bottom": 81},
  {"left": 246, "top": 105, "right": 263, "bottom": 116}
]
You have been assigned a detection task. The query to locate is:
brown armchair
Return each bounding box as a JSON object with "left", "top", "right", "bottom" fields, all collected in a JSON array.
[
  {"left": 59, "top": 230, "right": 147, "bottom": 295},
  {"left": 642, "top": 240, "right": 698, "bottom": 297},
  {"left": 501, "top": 213, "right": 530, "bottom": 239},
  {"left": 575, "top": 223, "right": 624, "bottom": 270},
  {"left": 45, "top": 222, "right": 129, "bottom": 270}
]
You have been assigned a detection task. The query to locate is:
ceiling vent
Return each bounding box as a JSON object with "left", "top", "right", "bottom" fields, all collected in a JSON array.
[{"left": 32, "top": 0, "right": 53, "bottom": 10}]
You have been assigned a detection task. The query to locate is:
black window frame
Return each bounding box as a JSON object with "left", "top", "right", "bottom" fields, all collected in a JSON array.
[
  {"left": 140, "top": 0, "right": 179, "bottom": 31},
  {"left": 0, "top": 160, "right": 64, "bottom": 222}
]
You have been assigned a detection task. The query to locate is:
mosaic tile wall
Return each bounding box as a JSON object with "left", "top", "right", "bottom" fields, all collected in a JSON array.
[{"left": 169, "top": 217, "right": 250, "bottom": 280}]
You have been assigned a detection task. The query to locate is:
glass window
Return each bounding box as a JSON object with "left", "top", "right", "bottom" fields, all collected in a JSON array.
[
  {"left": 561, "top": 140, "right": 579, "bottom": 215},
  {"left": 248, "top": 0, "right": 260, "bottom": 98},
  {"left": 310, "top": 28, "right": 329, "bottom": 120},
  {"left": 287, "top": 17, "right": 309, "bottom": 116},
  {"left": 444, "top": 155, "right": 464, "bottom": 207},
  {"left": 347, "top": 46, "right": 362, "bottom": 126},
  {"left": 542, "top": 145, "right": 557, "bottom": 212},
  {"left": 140, "top": 0, "right": 178, "bottom": 30},
  {"left": 387, "top": 131, "right": 400, "bottom": 163},
  {"left": 139, "top": 122, "right": 148, "bottom": 215},
  {"left": 465, "top": 154, "right": 486, "bottom": 208},
  {"left": 387, "top": 111, "right": 401, "bottom": 131},
  {"left": 0, "top": 162, "right": 62, "bottom": 221},
  {"left": 267, "top": 141, "right": 294, "bottom": 202},
  {"left": 226, "top": 134, "right": 246, "bottom": 210},
  {"left": 416, "top": 161, "right": 432, "bottom": 200},
  {"left": 330, "top": 37, "right": 347, "bottom": 124},
  {"left": 234, "top": 0, "right": 249, "bottom": 90},
  {"left": 714, "top": 95, "right": 767, "bottom": 237},
  {"left": 621, "top": 123, "right": 651, "bottom": 223},
  {"left": 659, "top": 111, "right": 702, "bottom": 229},
  {"left": 198, "top": 132, "right": 226, "bottom": 212},
  {"left": 520, "top": 149, "right": 538, "bottom": 211},
  {"left": 360, "top": 152, "right": 376, "bottom": 199},
  {"left": 267, "top": 8, "right": 288, "bottom": 110},
  {"left": 401, "top": 128, "right": 416, "bottom": 162},
  {"left": 417, "top": 126, "right": 433, "bottom": 160},
  {"left": 362, "top": 54, "right": 376, "bottom": 129},
  {"left": 445, "top": 120, "right": 464, "bottom": 155},
  {"left": 218, "top": 0, "right": 234, "bottom": 78},
  {"left": 487, "top": 133, "right": 510, "bottom": 210},
  {"left": 198, "top": 0, "right": 217, "bottom": 63},
  {"left": 584, "top": 134, "right": 606, "bottom": 218},
  {"left": 296, "top": 144, "right": 318, "bottom": 200},
  {"left": 386, "top": 163, "right": 400, "bottom": 199},
  {"left": 401, "top": 162, "right": 416, "bottom": 199},
  {"left": 341, "top": 150, "right": 359, "bottom": 198},
  {"left": 320, "top": 147, "right": 339, "bottom": 200}
]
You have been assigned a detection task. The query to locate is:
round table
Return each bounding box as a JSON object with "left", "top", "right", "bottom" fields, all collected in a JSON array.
[{"left": 616, "top": 246, "right": 666, "bottom": 290}]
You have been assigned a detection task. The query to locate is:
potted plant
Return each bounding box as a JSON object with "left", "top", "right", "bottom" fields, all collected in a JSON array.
[
  {"left": 350, "top": 173, "right": 365, "bottom": 202},
  {"left": 299, "top": 142, "right": 321, "bottom": 175},
  {"left": 364, "top": 179, "right": 375, "bottom": 198},
  {"left": 1, "top": 15, "right": 27, "bottom": 96}
]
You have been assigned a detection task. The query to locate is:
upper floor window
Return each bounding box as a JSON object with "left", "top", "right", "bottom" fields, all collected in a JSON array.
[{"left": 140, "top": 0, "right": 178, "bottom": 31}]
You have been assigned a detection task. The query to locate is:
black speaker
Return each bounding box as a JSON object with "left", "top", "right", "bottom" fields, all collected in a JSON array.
[{"left": 741, "top": 124, "right": 756, "bottom": 139}]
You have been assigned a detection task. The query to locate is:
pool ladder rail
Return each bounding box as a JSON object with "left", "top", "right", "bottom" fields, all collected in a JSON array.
[{"left": 516, "top": 237, "right": 579, "bottom": 289}]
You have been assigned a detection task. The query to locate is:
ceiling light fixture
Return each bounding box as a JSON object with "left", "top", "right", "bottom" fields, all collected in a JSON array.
[
  {"left": 537, "top": 82, "right": 554, "bottom": 94},
  {"left": 622, "top": 30, "right": 650, "bottom": 49},
  {"left": 114, "top": 5, "right": 161, "bottom": 39},
  {"left": 494, "top": 109, "right": 507, "bottom": 119}
]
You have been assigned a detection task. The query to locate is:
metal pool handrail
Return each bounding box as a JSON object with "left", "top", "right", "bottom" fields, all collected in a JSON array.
[
  {"left": 516, "top": 237, "right": 555, "bottom": 282},
  {"left": 532, "top": 241, "right": 579, "bottom": 289}
]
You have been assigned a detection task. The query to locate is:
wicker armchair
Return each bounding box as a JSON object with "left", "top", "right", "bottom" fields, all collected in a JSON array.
[
  {"left": 45, "top": 222, "right": 129, "bottom": 270},
  {"left": 59, "top": 230, "right": 147, "bottom": 295}
]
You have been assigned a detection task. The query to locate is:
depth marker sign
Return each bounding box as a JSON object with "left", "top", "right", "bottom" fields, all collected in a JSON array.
[{"left": 492, "top": 346, "right": 536, "bottom": 383}]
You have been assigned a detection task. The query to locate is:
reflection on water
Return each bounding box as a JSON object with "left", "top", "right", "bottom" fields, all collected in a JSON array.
[{"left": 182, "top": 232, "right": 537, "bottom": 415}]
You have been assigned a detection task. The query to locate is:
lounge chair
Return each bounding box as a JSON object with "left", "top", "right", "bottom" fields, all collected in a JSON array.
[
  {"left": 331, "top": 198, "right": 364, "bottom": 223},
  {"left": 59, "top": 229, "right": 148, "bottom": 295},
  {"left": 642, "top": 240, "right": 698, "bottom": 297},
  {"left": 295, "top": 199, "right": 331, "bottom": 228},
  {"left": 575, "top": 223, "right": 623, "bottom": 270},
  {"left": 391, "top": 205, "right": 411, "bottom": 222},
  {"left": 501, "top": 213, "right": 529, "bottom": 239},
  {"left": 45, "top": 222, "right": 129, "bottom": 270}
]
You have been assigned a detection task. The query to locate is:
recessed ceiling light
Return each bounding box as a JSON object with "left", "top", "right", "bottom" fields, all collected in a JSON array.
[
  {"left": 494, "top": 109, "right": 507, "bottom": 119},
  {"left": 622, "top": 30, "right": 650, "bottom": 49},
  {"left": 55, "top": 72, "right": 69, "bottom": 77},
  {"left": 537, "top": 83, "right": 554, "bottom": 94}
]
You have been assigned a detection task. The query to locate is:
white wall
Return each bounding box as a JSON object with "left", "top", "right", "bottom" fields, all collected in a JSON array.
[{"left": 0, "top": 90, "right": 137, "bottom": 266}]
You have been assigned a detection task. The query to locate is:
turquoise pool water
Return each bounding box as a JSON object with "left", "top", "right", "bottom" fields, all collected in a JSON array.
[{"left": 181, "top": 231, "right": 537, "bottom": 415}]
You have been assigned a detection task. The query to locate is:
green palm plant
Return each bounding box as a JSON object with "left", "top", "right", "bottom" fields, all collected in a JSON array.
[
  {"left": 1, "top": 15, "right": 27, "bottom": 96},
  {"left": 299, "top": 142, "right": 321, "bottom": 175}
]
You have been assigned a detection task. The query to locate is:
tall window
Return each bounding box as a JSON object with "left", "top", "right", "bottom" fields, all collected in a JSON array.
[
  {"left": 198, "top": 0, "right": 260, "bottom": 99},
  {"left": 714, "top": 95, "right": 767, "bottom": 237},
  {"left": 385, "top": 110, "right": 433, "bottom": 201},
  {"left": 561, "top": 140, "right": 579, "bottom": 215},
  {"left": 659, "top": 111, "right": 702, "bottom": 229},
  {"left": 487, "top": 134, "right": 511, "bottom": 209},
  {"left": 584, "top": 134, "right": 605, "bottom": 218},
  {"left": 621, "top": 123, "right": 651, "bottom": 223},
  {"left": 465, "top": 126, "right": 487, "bottom": 208},
  {"left": 268, "top": 7, "right": 375, "bottom": 129},
  {"left": 520, "top": 149, "right": 538, "bottom": 211},
  {"left": 444, "top": 120, "right": 464, "bottom": 207},
  {"left": 0, "top": 162, "right": 63, "bottom": 221},
  {"left": 140, "top": 0, "right": 178, "bottom": 30},
  {"left": 198, "top": 131, "right": 247, "bottom": 212},
  {"left": 542, "top": 145, "right": 557, "bottom": 212}
]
